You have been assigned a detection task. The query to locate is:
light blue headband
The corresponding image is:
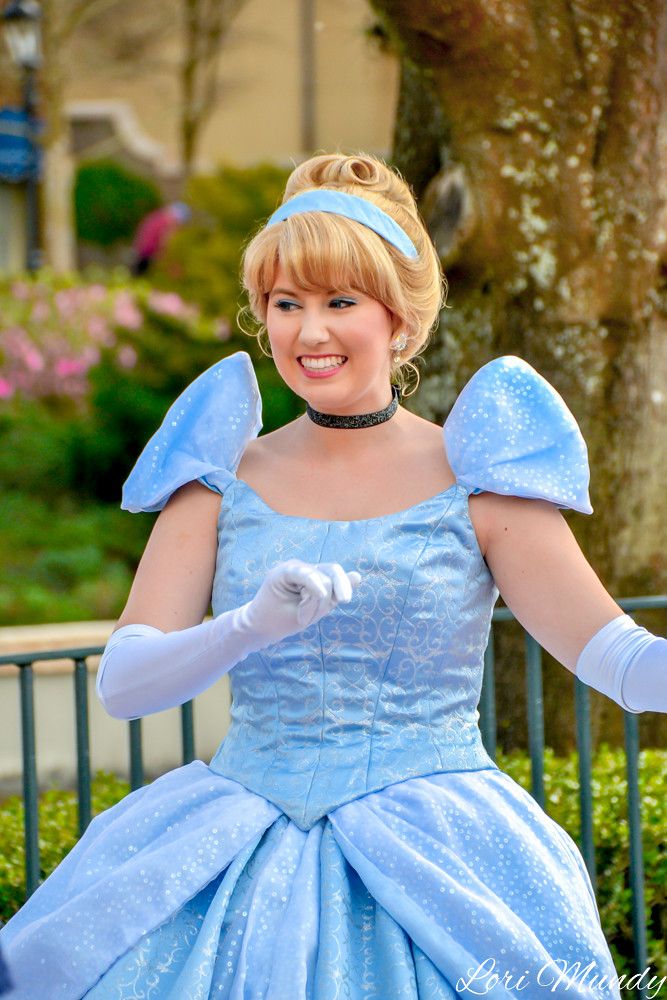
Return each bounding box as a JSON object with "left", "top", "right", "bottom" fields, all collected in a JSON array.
[{"left": 266, "top": 189, "right": 419, "bottom": 259}]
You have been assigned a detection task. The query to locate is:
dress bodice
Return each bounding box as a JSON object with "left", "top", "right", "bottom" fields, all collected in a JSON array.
[
  {"left": 121, "top": 351, "right": 592, "bottom": 830},
  {"left": 208, "top": 479, "right": 497, "bottom": 828}
]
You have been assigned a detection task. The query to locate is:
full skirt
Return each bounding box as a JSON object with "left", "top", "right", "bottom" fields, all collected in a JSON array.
[{"left": 0, "top": 761, "right": 622, "bottom": 999}]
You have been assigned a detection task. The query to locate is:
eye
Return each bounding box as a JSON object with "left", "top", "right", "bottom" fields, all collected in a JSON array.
[
  {"left": 274, "top": 299, "right": 300, "bottom": 312},
  {"left": 329, "top": 297, "right": 356, "bottom": 309}
]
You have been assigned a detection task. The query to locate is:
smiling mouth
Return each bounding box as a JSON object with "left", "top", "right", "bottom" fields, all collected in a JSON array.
[{"left": 298, "top": 356, "right": 348, "bottom": 370}]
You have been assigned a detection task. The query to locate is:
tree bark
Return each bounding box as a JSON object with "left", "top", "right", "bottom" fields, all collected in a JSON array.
[
  {"left": 374, "top": 0, "right": 667, "bottom": 751},
  {"left": 391, "top": 59, "right": 447, "bottom": 200},
  {"left": 39, "top": 1, "right": 74, "bottom": 271}
]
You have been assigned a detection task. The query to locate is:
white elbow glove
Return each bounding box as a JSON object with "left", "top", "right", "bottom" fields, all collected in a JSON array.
[
  {"left": 97, "top": 559, "right": 362, "bottom": 720},
  {"left": 575, "top": 613, "right": 667, "bottom": 714}
]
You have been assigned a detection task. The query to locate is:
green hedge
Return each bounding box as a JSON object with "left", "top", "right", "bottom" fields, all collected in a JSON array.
[
  {"left": 0, "top": 747, "right": 664, "bottom": 979},
  {"left": 0, "top": 491, "right": 151, "bottom": 624},
  {"left": 74, "top": 160, "right": 162, "bottom": 247}
]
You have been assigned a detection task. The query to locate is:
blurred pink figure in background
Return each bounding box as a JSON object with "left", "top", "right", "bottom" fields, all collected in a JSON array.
[{"left": 131, "top": 202, "right": 191, "bottom": 276}]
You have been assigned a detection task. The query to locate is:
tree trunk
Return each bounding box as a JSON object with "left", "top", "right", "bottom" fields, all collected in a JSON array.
[
  {"left": 179, "top": 0, "right": 246, "bottom": 181},
  {"left": 41, "top": 133, "right": 76, "bottom": 273},
  {"left": 391, "top": 59, "right": 447, "bottom": 200},
  {"left": 38, "top": 0, "right": 130, "bottom": 271},
  {"left": 39, "top": 1, "right": 76, "bottom": 272},
  {"left": 373, "top": 0, "right": 667, "bottom": 752}
]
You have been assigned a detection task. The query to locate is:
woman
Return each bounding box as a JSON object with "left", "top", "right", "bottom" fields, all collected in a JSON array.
[{"left": 2, "top": 153, "right": 666, "bottom": 998}]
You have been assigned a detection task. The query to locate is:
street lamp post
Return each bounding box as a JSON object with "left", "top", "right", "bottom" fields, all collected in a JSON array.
[{"left": 2, "top": 0, "right": 42, "bottom": 272}]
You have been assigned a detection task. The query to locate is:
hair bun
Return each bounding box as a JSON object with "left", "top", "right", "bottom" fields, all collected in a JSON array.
[
  {"left": 340, "top": 157, "right": 381, "bottom": 185},
  {"left": 283, "top": 153, "right": 414, "bottom": 212}
]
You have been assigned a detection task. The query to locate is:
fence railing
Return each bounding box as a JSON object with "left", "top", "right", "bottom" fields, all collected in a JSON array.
[{"left": 1, "top": 597, "right": 665, "bottom": 990}]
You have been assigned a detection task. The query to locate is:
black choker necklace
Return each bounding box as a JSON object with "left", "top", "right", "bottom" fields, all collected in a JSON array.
[{"left": 306, "top": 385, "right": 401, "bottom": 429}]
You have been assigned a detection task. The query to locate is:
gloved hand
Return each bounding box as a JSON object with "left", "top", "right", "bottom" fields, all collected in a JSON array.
[
  {"left": 238, "top": 559, "right": 362, "bottom": 641},
  {"left": 97, "top": 559, "right": 362, "bottom": 720}
]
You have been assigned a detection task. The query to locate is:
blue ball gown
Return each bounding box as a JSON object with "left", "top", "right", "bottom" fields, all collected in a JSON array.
[{"left": 1, "top": 353, "right": 623, "bottom": 999}]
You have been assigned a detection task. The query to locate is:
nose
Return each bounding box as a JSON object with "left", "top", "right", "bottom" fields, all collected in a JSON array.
[{"left": 298, "top": 306, "right": 331, "bottom": 349}]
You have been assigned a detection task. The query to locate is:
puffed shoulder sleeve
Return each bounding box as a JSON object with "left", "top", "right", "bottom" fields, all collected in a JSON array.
[
  {"left": 443, "top": 355, "right": 593, "bottom": 514},
  {"left": 121, "top": 351, "right": 262, "bottom": 513}
]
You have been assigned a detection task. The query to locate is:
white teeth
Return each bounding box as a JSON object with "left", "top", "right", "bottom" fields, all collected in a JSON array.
[{"left": 300, "top": 356, "right": 347, "bottom": 370}]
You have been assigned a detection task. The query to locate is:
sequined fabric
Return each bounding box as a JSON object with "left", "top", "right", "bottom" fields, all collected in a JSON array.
[
  {"left": 444, "top": 355, "right": 592, "bottom": 514},
  {"left": 1, "top": 353, "right": 622, "bottom": 999}
]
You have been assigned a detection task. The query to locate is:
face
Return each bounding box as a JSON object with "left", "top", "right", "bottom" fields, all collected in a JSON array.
[{"left": 266, "top": 264, "right": 400, "bottom": 414}]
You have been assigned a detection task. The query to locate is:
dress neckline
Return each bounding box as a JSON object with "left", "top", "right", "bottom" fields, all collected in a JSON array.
[{"left": 230, "top": 477, "right": 464, "bottom": 526}]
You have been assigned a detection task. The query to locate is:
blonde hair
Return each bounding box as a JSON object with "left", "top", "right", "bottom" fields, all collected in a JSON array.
[{"left": 240, "top": 153, "right": 446, "bottom": 396}]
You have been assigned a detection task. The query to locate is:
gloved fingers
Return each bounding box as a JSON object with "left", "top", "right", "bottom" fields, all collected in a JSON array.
[
  {"left": 296, "top": 566, "right": 363, "bottom": 627},
  {"left": 273, "top": 560, "right": 361, "bottom": 602},
  {"left": 295, "top": 586, "right": 336, "bottom": 627},
  {"left": 317, "top": 563, "right": 354, "bottom": 604},
  {"left": 289, "top": 566, "right": 335, "bottom": 629},
  {"left": 296, "top": 594, "right": 322, "bottom": 628},
  {"left": 276, "top": 561, "right": 331, "bottom": 602},
  {"left": 269, "top": 560, "right": 361, "bottom": 629}
]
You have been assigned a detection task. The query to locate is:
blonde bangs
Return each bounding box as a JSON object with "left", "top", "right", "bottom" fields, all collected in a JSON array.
[{"left": 242, "top": 212, "right": 409, "bottom": 325}]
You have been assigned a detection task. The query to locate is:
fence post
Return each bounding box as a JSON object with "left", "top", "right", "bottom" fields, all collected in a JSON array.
[
  {"left": 19, "top": 665, "right": 40, "bottom": 897},
  {"left": 129, "top": 719, "right": 144, "bottom": 791},
  {"left": 525, "top": 634, "right": 545, "bottom": 809},
  {"left": 181, "top": 701, "right": 195, "bottom": 764},
  {"left": 480, "top": 631, "right": 497, "bottom": 760},
  {"left": 74, "top": 658, "right": 92, "bottom": 836},
  {"left": 574, "top": 677, "right": 596, "bottom": 889},
  {"left": 624, "top": 711, "right": 648, "bottom": 998}
]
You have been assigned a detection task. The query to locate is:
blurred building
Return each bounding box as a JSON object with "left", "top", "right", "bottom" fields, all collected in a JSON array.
[
  {"left": 66, "top": 0, "right": 397, "bottom": 179},
  {"left": 0, "top": 0, "right": 397, "bottom": 272}
]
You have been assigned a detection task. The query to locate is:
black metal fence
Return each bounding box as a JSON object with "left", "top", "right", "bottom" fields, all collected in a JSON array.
[{"left": 1, "top": 597, "right": 665, "bottom": 989}]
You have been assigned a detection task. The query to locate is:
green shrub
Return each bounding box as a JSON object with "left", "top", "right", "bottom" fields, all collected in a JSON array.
[
  {"left": 0, "top": 750, "right": 664, "bottom": 980},
  {"left": 0, "top": 491, "right": 150, "bottom": 624},
  {"left": 153, "top": 162, "right": 290, "bottom": 319},
  {"left": 0, "top": 271, "right": 304, "bottom": 625},
  {"left": 0, "top": 772, "right": 129, "bottom": 919},
  {"left": 74, "top": 160, "right": 162, "bottom": 247}
]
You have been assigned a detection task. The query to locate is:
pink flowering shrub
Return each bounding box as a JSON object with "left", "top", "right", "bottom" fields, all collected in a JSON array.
[
  {"left": 0, "top": 271, "right": 297, "bottom": 510},
  {"left": 0, "top": 275, "right": 228, "bottom": 406}
]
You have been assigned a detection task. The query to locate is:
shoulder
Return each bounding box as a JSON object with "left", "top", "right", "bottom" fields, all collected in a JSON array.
[
  {"left": 155, "top": 479, "right": 223, "bottom": 534},
  {"left": 117, "top": 478, "right": 221, "bottom": 631},
  {"left": 143, "top": 481, "right": 221, "bottom": 581},
  {"left": 164, "top": 478, "right": 223, "bottom": 511},
  {"left": 237, "top": 420, "right": 298, "bottom": 468}
]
